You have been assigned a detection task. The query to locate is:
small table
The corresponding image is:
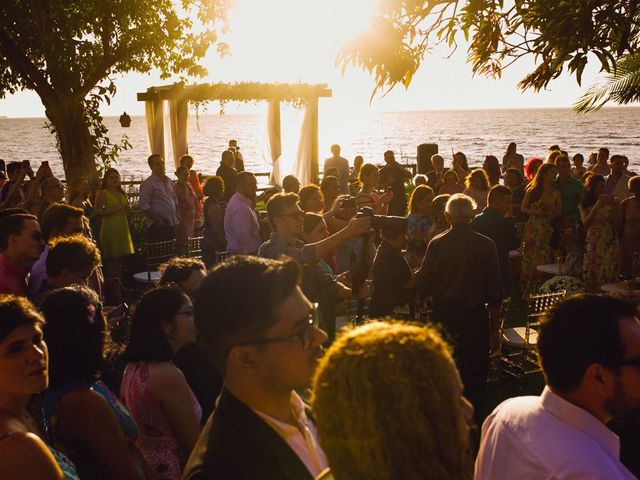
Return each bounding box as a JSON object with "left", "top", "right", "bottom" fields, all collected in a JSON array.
[
  {"left": 536, "top": 263, "right": 564, "bottom": 276},
  {"left": 132, "top": 270, "right": 161, "bottom": 285},
  {"left": 601, "top": 281, "right": 640, "bottom": 295}
]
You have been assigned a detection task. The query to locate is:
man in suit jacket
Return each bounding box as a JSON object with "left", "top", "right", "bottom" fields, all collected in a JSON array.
[{"left": 185, "top": 256, "right": 328, "bottom": 479}]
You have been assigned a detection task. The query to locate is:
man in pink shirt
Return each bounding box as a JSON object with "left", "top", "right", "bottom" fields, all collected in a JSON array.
[
  {"left": 223, "top": 171, "right": 262, "bottom": 255},
  {"left": 476, "top": 294, "right": 640, "bottom": 479},
  {"left": 0, "top": 213, "right": 45, "bottom": 295}
]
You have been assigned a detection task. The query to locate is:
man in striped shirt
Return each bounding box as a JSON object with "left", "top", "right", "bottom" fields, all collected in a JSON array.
[{"left": 417, "top": 193, "right": 503, "bottom": 421}]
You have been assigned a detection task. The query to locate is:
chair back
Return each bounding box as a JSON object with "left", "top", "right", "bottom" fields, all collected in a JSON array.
[
  {"left": 215, "top": 251, "right": 229, "bottom": 263},
  {"left": 188, "top": 236, "right": 203, "bottom": 259},
  {"left": 143, "top": 240, "right": 176, "bottom": 272},
  {"left": 528, "top": 290, "right": 567, "bottom": 322}
]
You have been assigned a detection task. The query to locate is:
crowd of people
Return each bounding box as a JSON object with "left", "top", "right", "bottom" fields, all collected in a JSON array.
[{"left": 0, "top": 140, "right": 639, "bottom": 479}]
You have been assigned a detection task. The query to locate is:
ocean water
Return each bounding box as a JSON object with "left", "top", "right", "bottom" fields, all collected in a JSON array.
[{"left": 1, "top": 107, "right": 639, "bottom": 181}]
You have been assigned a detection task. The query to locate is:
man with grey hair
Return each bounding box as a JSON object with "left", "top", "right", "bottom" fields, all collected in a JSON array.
[{"left": 417, "top": 193, "right": 502, "bottom": 421}]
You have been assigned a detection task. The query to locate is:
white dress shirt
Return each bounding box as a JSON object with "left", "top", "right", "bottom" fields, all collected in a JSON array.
[
  {"left": 253, "top": 392, "right": 328, "bottom": 478},
  {"left": 223, "top": 192, "right": 262, "bottom": 254},
  {"left": 138, "top": 173, "right": 179, "bottom": 227},
  {"left": 475, "top": 387, "right": 636, "bottom": 480}
]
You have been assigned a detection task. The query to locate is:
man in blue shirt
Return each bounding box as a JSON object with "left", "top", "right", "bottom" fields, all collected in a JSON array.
[{"left": 471, "top": 185, "right": 520, "bottom": 295}]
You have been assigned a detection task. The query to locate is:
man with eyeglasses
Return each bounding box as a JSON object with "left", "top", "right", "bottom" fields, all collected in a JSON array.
[
  {"left": 259, "top": 193, "right": 370, "bottom": 341},
  {"left": 185, "top": 256, "right": 328, "bottom": 480},
  {"left": 0, "top": 213, "right": 45, "bottom": 295},
  {"left": 258, "top": 192, "right": 370, "bottom": 263},
  {"left": 475, "top": 294, "right": 640, "bottom": 480}
]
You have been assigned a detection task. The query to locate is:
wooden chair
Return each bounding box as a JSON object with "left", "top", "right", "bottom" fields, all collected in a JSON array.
[
  {"left": 133, "top": 239, "right": 176, "bottom": 286},
  {"left": 488, "top": 298, "right": 512, "bottom": 383},
  {"left": 500, "top": 290, "right": 566, "bottom": 381}
]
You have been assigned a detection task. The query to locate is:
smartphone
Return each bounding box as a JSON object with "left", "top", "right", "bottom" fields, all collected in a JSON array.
[{"left": 107, "top": 303, "right": 127, "bottom": 319}]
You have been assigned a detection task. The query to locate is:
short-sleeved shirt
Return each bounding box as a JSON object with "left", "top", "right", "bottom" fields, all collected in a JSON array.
[
  {"left": 223, "top": 192, "right": 262, "bottom": 254},
  {"left": 138, "top": 174, "right": 179, "bottom": 227},
  {"left": 554, "top": 175, "right": 585, "bottom": 219},
  {"left": 258, "top": 233, "right": 316, "bottom": 264}
]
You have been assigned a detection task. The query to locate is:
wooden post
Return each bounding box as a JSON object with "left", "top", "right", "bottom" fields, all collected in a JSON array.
[{"left": 309, "top": 96, "right": 319, "bottom": 184}]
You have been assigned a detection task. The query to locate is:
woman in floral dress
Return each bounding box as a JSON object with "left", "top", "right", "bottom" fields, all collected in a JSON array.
[
  {"left": 580, "top": 174, "right": 621, "bottom": 291},
  {"left": 406, "top": 185, "right": 434, "bottom": 268},
  {"left": 519, "top": 163, "right": 561, "bottom": 296}
]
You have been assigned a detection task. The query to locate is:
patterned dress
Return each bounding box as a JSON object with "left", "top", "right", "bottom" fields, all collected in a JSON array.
[
  {"left": 582, "top": 204, "right": 620, "bottom": 291},
  {"left": 120, "top": 362, "right": 202, "bottom": 480},
  {"left": 43, "top": 381, "right": 143, "bottom": 479},
  {"left": 520, "top": 197, "right": 554, "bottom": 295},
  {"left": 406, "top": 214, "right": 432, "bottom": 267}
]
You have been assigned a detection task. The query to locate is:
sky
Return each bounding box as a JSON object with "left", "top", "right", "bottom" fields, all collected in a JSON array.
[{"left": 0, "top": 0, "right": 606, "bottom": 118}]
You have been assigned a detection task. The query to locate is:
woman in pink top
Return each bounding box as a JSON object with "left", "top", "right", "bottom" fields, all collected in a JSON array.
[{"left": 121, "top": 285, "right": 202, "bottom": 480}]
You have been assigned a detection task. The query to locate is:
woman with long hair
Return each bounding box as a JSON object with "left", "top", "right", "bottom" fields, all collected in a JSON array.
[
  {"left": 201, "top": 176, "right": 226, "bottom": 267},
  {"left": 174, "top": 166, "right": 197, "bottom": 256},
  {"left": 406, "top": 185, "right": 435, "bottom": 267},
  {"left": 40, "top": 286, "right": 147, "bottom": 480},
  {"left": 519, "top": 163, "right": 561, "bottom": 295},
  {"left": 463, "top": 168, "right": 490, "bottom": 212},
  {"left": 121, "top": 285, "right": 201, "bottom": 479},
  {"left": 320, "top": 176, "right": 340, "bottom": 214},
  {"left": 93, "top": 168, "right": 134, "bottom": 280},
  {"left": 68, "top": 176, "right": 93, "bottom": 216},
  {"left": 580, "top": 174, "right": 621, "bottom": 291},
  {"left": 438, "top": 170, "right": 464, "bottom": 195},
  {"left": 502, "top": 142, "right": 524, "bottom": 172},
  {"left": 524, "top": 157, "right": 544, "bottom": 183},
  {"left": 483, "top": 155, "right": 502, "bottom": 186},
  {"left": 312, "top": 321, "right": 473, "bottom": 480},
  {"left": 0, "top": 295, "right": 79, "bottom": 480},
  {"left": 298, "top": 184, "right": 325, "bottom": 213},
  {"left": 355, "top": 163, "right": 393, "bottom": 214}
]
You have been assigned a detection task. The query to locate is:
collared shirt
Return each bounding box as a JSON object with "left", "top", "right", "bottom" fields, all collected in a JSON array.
[
  {"left": 138, "top": 174, "right": 179, "bottom": 227},
  {"left": 471, "top": 208, "right": 520, "bottom": 295},
  {"left": 223, "top": 192, "right": 262, "bottom": 254},
  {"left": 258, "top": 233, "right": 316, "bottom": 264},
  {"left": 253, "top": 392, "right": 328, "bottom": 478},
  {"left": 324, "top": 156, "right": 350, "bottom": 194},
  {"left": 27, "top": 245, "right": 48, "bottom": 295},
  {"left": 417, "top": 223, "right": 502, "bottom": 308},
  {"left": 554, "top": 175, "right": 586, "bottom": 219},
  {"left": 475, "top": 387, "right": 636, "bottom": 480},
  {"left": 0, "top": 254, "right": 29, "bottom": 296}
]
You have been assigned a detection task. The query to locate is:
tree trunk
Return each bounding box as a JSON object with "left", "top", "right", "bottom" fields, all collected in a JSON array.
[{"left": 45, "top": 99, "right": 98, "bottom": 185}]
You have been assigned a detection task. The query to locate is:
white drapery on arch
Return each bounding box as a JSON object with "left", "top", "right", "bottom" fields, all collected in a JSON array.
[
  {"left": 169, "top": 99, "right": 189, "bottom": 169},
  {"left": 293, "top": 98, "right": 317, "bottom": 186},
  {"left": 263, "top": 100, "right": 283, "bottom": 186},
  {"left": 145, "top": 99, "right": 165, "bottom": 160},
  {"left": 144, "top": 98, "right": 188, "bottom": 169}
]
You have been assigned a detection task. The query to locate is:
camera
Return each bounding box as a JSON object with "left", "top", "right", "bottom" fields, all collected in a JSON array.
[
  {"left": 339, "top": 197, "right": 357, "bottom": 210},
  {"left": 355, "top": 206, "right": 408, "bottom": 231}
]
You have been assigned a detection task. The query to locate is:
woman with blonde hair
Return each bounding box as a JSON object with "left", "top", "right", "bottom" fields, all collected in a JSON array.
[
  {"left": 406, "top": 184, "right": 434, "bottom": 267},
  {"left": 463, "top": 168, "right": 490, "bottom": 212},
  {"left": 312, "top": 321, "right": 473, "bottom": 480}
]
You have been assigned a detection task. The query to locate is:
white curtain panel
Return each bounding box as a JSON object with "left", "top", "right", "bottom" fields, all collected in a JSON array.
[{"left": 144, "top": 99, "right": 165, "bottom": 160}]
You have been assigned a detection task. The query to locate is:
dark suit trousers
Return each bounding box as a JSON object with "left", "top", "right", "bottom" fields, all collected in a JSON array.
[{"left": 433, "top": 304, "right": 489, "bottom": 420}]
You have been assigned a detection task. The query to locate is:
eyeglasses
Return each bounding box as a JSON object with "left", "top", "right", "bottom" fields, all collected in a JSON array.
[{"left": 233, "top": 303, "right": 320, "bottom": 352}]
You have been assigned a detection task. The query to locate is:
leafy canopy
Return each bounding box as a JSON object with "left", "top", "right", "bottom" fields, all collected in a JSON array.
[
  {"left": 0, "top": 0, "right": 231, "bottom": 100},
  {"left": 339, "top": 0, "right": 640, "bottom": 98}
]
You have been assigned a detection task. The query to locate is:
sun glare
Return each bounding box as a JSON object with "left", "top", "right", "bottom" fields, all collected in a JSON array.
[{"left": 216, "top": 0, "right": 378, "bottom": 83}]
